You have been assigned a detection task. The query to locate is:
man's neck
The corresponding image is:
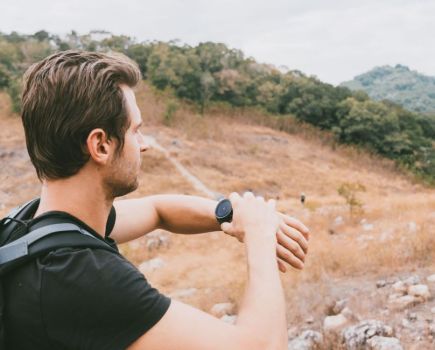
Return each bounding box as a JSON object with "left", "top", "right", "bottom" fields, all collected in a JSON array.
[{"left": 34, "top": 171, "right": 112, "bottom": 238}]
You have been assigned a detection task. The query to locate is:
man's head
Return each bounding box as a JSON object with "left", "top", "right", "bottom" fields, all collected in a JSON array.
[{"left": 21, "top": 50, "right": 147, "bottom": 197}]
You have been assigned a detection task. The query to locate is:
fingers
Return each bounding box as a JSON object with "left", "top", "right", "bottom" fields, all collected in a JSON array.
[
  {"left": 279, "top": 212, "right": 310, "bottom": 240},
  {"left": 277, "top": 229, "right": 306, "bottom": 262},
  {"left": 277, "top": 258, "right": 287, "bottom": 273},
  {"left": 279, "top": 221, "right": 309, "bottom": 254},
  {"left": 276, "top": 242, "right": 304, "bottom": 270}
]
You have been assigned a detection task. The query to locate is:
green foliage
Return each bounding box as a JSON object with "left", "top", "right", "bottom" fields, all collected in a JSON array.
[
  {"left": 0, "top": 30, "right": 433, "bottom": 184},
  {"left": 337, "top": 182, "right": 366, "bottom": 216},
  {"left": 341, "top": 64, "right": 435, "bottom": 114},
  {"left": 163, "top": 100, "right": 178, "bottom": 125}
]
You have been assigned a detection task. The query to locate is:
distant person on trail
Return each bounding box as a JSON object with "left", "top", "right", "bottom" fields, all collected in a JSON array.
[{"left": 3, "top": 50, "right": 310, "bottom": 350}]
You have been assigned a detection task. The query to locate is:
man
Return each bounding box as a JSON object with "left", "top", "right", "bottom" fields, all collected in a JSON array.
[{"left": 4, "top": 50, "right": 310, "bottom": 349}]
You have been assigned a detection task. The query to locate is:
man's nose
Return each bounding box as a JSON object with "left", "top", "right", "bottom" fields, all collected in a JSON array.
[{"left": 140, "top": 134, "right": 151, "bottom": 153}]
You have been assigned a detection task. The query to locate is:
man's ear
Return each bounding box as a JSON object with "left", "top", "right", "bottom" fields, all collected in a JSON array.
[{"left": 86, "top": 128, "right": 113, "bottom": 165}]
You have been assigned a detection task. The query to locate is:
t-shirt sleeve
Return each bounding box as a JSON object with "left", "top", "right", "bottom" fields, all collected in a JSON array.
[{"left": 39, "top": 248, "right": 171, "bottom": 350}]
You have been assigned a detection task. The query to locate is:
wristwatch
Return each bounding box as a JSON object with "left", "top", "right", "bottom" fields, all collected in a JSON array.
[{"left": 215, "top": 198, "right": 233, "bottom": 224}]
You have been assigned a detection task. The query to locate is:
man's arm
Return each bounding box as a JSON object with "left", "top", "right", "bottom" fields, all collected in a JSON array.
[
  {"left": 112, "top": 194, "right": 310, "bottom": 271},
  {"left": 128, "top": 193, "right": 288, "bottom": 350},
  {"left": 111, "top": 195, "right": 219, "bottom": 243}
]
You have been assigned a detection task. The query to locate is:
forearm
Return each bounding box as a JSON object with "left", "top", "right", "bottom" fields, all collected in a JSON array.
[
  {"left": 236, "top": 234, "right": 288, "bottom": 349},
  {"left": 152, "top": 194, "right": 220, "bottom": 234}
]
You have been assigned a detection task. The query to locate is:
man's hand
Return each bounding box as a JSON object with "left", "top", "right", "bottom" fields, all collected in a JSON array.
[{"left": 221, "top": 200, "right": 310, "bottom": 272}]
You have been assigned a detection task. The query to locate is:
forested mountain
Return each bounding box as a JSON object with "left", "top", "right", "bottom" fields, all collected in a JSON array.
[
  {"left": 0, "top": 30, "right": 434, "bottom": 183},
  {"left": 341, "top": 65, "right": 435, "bottom": 114}
]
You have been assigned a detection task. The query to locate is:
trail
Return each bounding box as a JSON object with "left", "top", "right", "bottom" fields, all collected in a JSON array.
[{"left": 144, "top": 136, "right": 219, "bottom": 199}]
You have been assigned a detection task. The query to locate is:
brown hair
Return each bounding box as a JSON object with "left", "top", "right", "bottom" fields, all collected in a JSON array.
[{"left": 21, "top": 50, "right": 141, "bottom": 180}]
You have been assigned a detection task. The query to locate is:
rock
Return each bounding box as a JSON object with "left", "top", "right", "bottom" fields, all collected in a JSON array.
[
  {"left": 367, "top": 336, "right": 403, "bottom": 350},
  {"left": 388, "top": 295, "right": 418, "bottom": 310},
  {"left": 323, "top": 314, "right": 348, "bottom": 333},
  {"left": 403, "top": 275, "right": 420, "bottom": 285},
  {"left": 376, "top": 280, "right": 387, "bottom": 288},
  {"left": 287, "top": 330, "right": 323, "bottom": 350},
  {"left": 220, "top": 314, "right": 237, "bottom": 324},
  {"left": 332, "top": 299, "right": 348, "bottom": 315},
  {"left": 427, "top": 274, "right": 435, "bottom": 283},
  {"left": 342, "top": 320, "right": 393, "bottom": 350},
  {"left": 210, "top": 302, "right": 235, "bottom": 318},
  {"left": 429, "top": 324, "right": 435, "bottom": 336},
  {"left": 169, "top": 288, "right": 197, "bottom": 299},
  {"left": 407, "top": 284, "right": 431, "bottom": 300},
  {"left": 391, "top": 281, "right": 407, "bottom": 294},
  {"left": 138, "top": 257, "right": 165, "bottom": 273},
  {"left": 431, "top": 307, "right": 435, "bottom": 314}
]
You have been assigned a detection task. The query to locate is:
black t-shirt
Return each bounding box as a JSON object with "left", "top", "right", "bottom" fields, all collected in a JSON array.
[{"left": 3, "top": 208, "right": 171, "bottom": 350}]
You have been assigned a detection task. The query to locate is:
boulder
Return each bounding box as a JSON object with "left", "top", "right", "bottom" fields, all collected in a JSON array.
[
  {"left": 388, "top": 295, "right": 418, "bottom": 310},
  {"left": 287, "top": 330, "right": 323, "bottom": 350},
  {"left": 427, "top": 274, "right": 435, "bottom": 283},
  {"left": 342, "top": 320, "right": 393, "bottom": 350},
  {"left": 323, "top": 314, "right": 349, "bottom": 333},
  {"left": 210, "top": 302, "right": 235, "bottom": 318},
  {"left": 407, "top": 284, "right": 431, "bottom": 300},
  {"left": 391, "top": 281, "right": 407, "bottom": 294},
  {"left": 403, "top": 275, "right": 420, "bottom": 285},
  {"left": 367, "top": 336, "right": 403, "bottom": 350}
]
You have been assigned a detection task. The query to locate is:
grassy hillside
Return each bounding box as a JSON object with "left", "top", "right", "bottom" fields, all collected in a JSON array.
[
  {"left": 341, "top": 64, "right": 435, "bottom": 114},
  {"left": 1, "top": 30, "right": 434, "bottom": 184},
  {"left": 1, "top": 84, "right": 435, "bottom": 348}
]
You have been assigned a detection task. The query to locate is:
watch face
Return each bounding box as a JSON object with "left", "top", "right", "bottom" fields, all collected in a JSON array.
[{"left": 216, "top": 199, "right": 232, "bottom": 218}]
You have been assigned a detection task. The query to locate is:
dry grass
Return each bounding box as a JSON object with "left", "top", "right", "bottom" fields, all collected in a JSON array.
[{"left": 1, "top": 84, "right": 434, "bottom": 341}]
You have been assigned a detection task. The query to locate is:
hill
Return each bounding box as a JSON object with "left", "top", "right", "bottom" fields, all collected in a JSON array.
[
  {"left": 1, "top": 85, "right": 435, "bottom": 348},
  {"left": 341, "top": 64, "right": 435, "bottom": 114}
]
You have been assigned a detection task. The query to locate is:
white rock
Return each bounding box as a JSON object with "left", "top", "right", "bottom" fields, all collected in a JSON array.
[
  {"left": 341, "top": 307, "right": 358, "bottom": 322},
  {"left": 427, "top": 274, "right": 435, "bottom": 283},
  {"left": 367, "top": 336, "right": 403, "bottom": 350},
  {"left": 407, "top": 284, "right": 431, "bottom": 300},
  {"left": 323, "top": 314, "right": 348, "bottom": 333},
  {"left": 388, "top": 295, "right": 418, "bottom": 310},
  {"left": 431, "top": 307, "right": 435, "bottom": 314},
  {"left": 287, "top": 330, "right": 323, "bottom": 350},
  {"left": 220, "top": 314, "right": 237, "bottom": 324},
  {"left": 403, "top": 275, "right": 420, "bottom": 285},
  {"left": 210, "top": 302, "right": 235, "bottom": 318},
  {"left": 391, "top": 281, "right": 407, "bottom": 294},
  {"left": 138, "top": 257, "right": 165, "bottom": 273},
  {"left": 342, "top": 320, "right": 393, "bottom": 350}
]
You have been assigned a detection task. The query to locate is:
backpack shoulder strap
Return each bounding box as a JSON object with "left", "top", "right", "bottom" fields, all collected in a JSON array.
[{"left": 0, "top": 222, "right": 118, "bottom": 271}]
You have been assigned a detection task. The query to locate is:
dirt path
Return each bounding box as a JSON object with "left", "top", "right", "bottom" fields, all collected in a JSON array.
[{"left": 144, "top": 136, "right": 219, "bottom": 199}]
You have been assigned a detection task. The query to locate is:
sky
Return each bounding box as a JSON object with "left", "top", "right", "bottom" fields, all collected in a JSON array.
[{"left": 1, "top": 0, "right": 434, "bottom": 85}]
